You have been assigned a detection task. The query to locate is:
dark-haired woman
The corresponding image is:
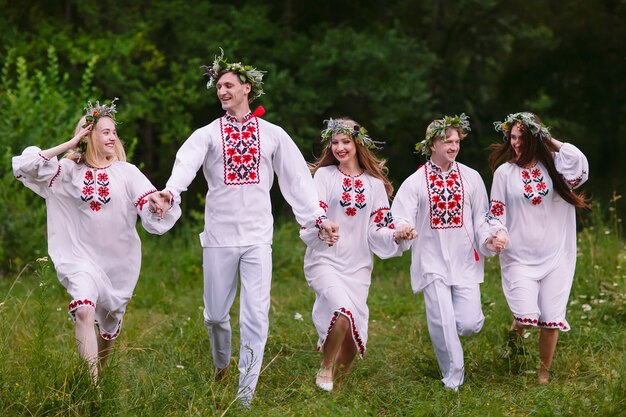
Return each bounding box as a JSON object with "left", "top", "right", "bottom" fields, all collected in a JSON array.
[{"left": 487, "top": 112, "right": 589, "bottom": 384}]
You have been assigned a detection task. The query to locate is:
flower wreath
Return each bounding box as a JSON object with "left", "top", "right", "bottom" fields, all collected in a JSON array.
[
  {"left": 414, "top": 113, "right": 471, "bottom": 156},
  {"left": 493, "top": 112, "right": 551, "bottom": 141},
  {"left": 78, "top": 97, "right": 119, "bottom": 155},
  {"left": 202, "top": 48, "right": 265, "bottom": 102},
  {"left": 320, "top": 118, "right": 384, "bottom": 150}
]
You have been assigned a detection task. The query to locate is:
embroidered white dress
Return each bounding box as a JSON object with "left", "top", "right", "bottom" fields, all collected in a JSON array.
[
  {"left": 391, "top": 161, "right": 500, "bottom": 292},
  {"left": 487, "top": 143, "right": 589, "bottom": 331},
  {"left": 13, "top": 146, "right": 180, "bottom": 339},
  {"left": 165, "top": 113, "right": 326, "bottom": 245},
  {"left": 300, "top": 166, "right": 406, "bottom": 357}
]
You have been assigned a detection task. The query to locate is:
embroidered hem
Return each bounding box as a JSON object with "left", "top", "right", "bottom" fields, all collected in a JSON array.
[
  {"left": 514, "top": 315, "right": 569, "bottom": 331},
  {"left": 317, "top": 307, "right": 366, "bottom": 359},
  {"left": 67, "top": 299, "right": 124, "bottom": 340},
  {"left": 135, "top": 189, "right": 157, "bottom": 211},
  {"left": 49, "top": 165, "right": 61, "bottom": 188}
]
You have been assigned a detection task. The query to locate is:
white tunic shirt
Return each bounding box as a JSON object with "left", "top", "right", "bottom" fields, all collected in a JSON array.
[
  {"left": 300, "top": 166, "right": 406, "bottom": 356},
  {"left": 392, "top": 160, "right": 499, "bottom": 292},
  {"left": 13, "top": 146, "right": 180, "bottom": 338},
  {"left": 487, "top": 143, "right": 589, "bottom": 281},
  {"left": 165, "top": 112, "right": 325, "bottom": 247}
]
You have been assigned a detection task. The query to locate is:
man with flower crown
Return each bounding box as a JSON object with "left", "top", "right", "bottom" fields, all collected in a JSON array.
[
  {"left": 391, "top": 114, "right": 507, "bottom": 391},
  {"left": 155, "top": 48, "right": 338, "bottom": 406}
]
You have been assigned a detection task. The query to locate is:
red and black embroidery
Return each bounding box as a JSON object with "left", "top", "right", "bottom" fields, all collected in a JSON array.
[
  {"left": 521, "top": 166, "right": 549, "bottom": 205},
  {"left": 68, "top": 298, "right": 96, "bottom": 316},
  {"left": 514, "top": 315, "right": 568, "bottom": 331},
  {"left": 487, "top": 200, "right": 505, "bottom": 221},
  {"left": 135, "top": 189, "right": 157, "bottom": 212},
  {"left": 97, "top": 320, "right": 123, "bottom": 340},
  {"left": 221, "top": 113, "right": 261, "bottom": 185},
  {"left": 563, "top": 170, "right": 587, "bottom": 189},
  {"left": 425, "top": 161, "right": 464, "bottom": 229},
  {"left": 81, "top": 168, "right": 112, "bottom": 211},
  {"left": 371, "top": 207, "right": 396, "bottom": 230},
  {"left": 338, "top": 168, "right": 366, "bottom": 217},
  {"left": 318, "top": 307, "right": 366, "bottom": 358}
]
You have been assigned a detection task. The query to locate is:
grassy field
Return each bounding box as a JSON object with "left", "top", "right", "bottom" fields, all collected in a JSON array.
[{"left": 0, "top": 206, "right": 624, "bottom": 416}]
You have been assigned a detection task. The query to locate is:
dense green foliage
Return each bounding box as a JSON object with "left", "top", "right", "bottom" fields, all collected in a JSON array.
[
  {"left": 0, "top": 1, "right": 624, "bottom": 265},
  {"left": 0, "top": 208, "right": 624, "bottom": 416}
]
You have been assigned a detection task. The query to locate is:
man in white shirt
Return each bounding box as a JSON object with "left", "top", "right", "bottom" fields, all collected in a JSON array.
[
  {"left": 392, "top": 114, "right": 506, "bottom": 391},
  {"left": 157, "top": 49, "right": 338, "bottom": 406}
]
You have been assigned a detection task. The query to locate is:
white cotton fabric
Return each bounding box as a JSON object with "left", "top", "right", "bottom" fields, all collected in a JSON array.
[
  {"left": 391, "top": 160, "right": 501, "bottom": 293},
  {"left": 13, "top": 146, "right": 180, "bottom": 338},
  {"left": 488, "top": 143, "right": 589, "bottom": 331},
  {"left": 300, "top": 166, "right": 407, "bottom": 356},
  {"left": 164, "top": 114, "right": 326, "bottom": 247}
]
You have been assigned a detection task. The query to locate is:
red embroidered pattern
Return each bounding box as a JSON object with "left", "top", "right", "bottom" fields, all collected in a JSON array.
[
  {"left": 221, "top": 114, "right": 261, "bottom": 185},
  {"left": 425, "top": 161, "right": 464, "bottom": 229},
  {"left": 81, "top": 169, "right": 112, "bottom": 211},
  {"left": 49, "top": 165, "right": 61, "bottom": 188},
  {"left": 371, "top": 207, "right": 396, "bottom": 230},
  {"left": 135, "top": 189, "right": 157, "bottom": 211},
  {"left": 487, "top": 200, "right": 505, "bottom": 221},
  {"left": 521, "top": 165, "right": 549, "bottom": 205},
  {"left": 338, "top": 169, "right": 366, "bottom": 217},
  {"left": 318, "top": 307, "right": 366, "bottom": 358},
  {"left": 97, "top": 320, "right": 123, "bottom": 340},
  {"left": 68, "top": 298, "right": 96, "bottom": 315},
  {"left": 514, "top": 316, "right": 568, "bottom": 331},
  {"left": 563, "top": 170, "right": 587, "bottom": 189}
]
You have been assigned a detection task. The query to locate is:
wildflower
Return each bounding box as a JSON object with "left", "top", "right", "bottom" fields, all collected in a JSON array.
[
  {"left": 294, "top": 312, "right": 303, "bottom": 321},
  {"left": 582, "top": 304, "right": 592, "bottom": 312},
  {"left": 36, "top": 256, "right": 49, "bottom": 263},
  {"left": 176, "top": 365, "right": 185, "bottom": 369}
]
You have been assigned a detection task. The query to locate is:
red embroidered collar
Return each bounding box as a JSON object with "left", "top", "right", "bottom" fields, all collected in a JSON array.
[
  {"left": 84, "top": 161, "right": 113, "bottom": 170},
  {"left": 223, "top": 106, "right": 265, "bottom": 124},
  {"left": 337, "top": 166, "right": 364, "bottom": 177}
]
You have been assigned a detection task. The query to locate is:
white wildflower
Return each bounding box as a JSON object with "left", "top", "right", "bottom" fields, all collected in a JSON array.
[
  {"left": 294, "top": 312, "right": 303, "bottom": 321},
  {"left": 523, "top": 332, "right": 531, "bottom": 339},
  {"left": 36, "top": 257, "right": 49, "bottom": 263},
  {"left": 582, "top": 304, "right": 592, "bottom": 312},
  {"left": 176, "top": 365, "right": 185, "bottom": 369}
]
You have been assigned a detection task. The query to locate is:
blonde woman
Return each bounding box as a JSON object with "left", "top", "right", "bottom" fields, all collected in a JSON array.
[{"left": 12, "top": 99, "right": 179, "bottom": 383}]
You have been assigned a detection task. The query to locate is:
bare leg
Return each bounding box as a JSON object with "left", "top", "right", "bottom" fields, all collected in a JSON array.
[
  {"left": 334, "top": 328, "right": 357, "bottom": 375},
  {"left": 538, "top": 328, "right": 559, "bottom": 384},
  {"left": 74, "top": 307, "right": 99, "bottom": 383},
  {"left": 97, "top": 336, "right": 115, "bottom": 375},
  {"left": 316, "top": 315, "right": 350, "bottom": 390}
]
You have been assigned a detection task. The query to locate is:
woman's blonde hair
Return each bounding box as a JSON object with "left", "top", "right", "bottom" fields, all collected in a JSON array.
[
  {"left": 310, "top": 118, "right": 393, "bottom": 198},
  {"left": 65, "top": 116, "right": 126, "bottom": 165}
]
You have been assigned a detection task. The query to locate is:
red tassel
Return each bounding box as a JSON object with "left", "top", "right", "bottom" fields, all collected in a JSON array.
[
  {"left": 474, "top": 248, "right": 480, "bottom": 261},
  {"left": 252, "top": 106, "right": 265, "bottom": 117}
]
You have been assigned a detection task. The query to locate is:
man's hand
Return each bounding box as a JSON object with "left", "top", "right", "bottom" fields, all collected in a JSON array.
[
  {"left": 147, "top": 191, "right": 172, "bottom": 219},
  {"left": 394, "top": 223, "right": 417, "bottom": 242}
]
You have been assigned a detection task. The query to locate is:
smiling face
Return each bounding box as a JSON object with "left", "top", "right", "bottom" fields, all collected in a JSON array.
[
  {"left": 430, "top": 128, "right": 460, "bottom": 169},
  {"left": 216, "top": 71, "right": 251, "bottom": 114},
  {"left": 331, "top": 133, "right": 358, "bottom": 166},
  {"left": 90, "top": 117, "right": 118, "bottom": 159},
  {"left": 510, "top": 123, "right": 523, "bottom": 158}
]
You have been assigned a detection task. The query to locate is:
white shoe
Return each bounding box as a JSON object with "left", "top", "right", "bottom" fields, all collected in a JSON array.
[{"left": 316, "top": 367, "right": 334, "bottom": 392}]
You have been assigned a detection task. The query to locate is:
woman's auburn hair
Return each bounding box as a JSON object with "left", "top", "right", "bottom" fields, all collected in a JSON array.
[
  {"left": 488, "top": 116, "right": 590, "bottom": 209},
  {"left": 310, "top": 135, "right": 393, "bottom": 198}
]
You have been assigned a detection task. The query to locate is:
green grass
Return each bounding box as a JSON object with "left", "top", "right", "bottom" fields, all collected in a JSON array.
[{"left": 0, "top": 209, "right": 624, "bottom": 417}]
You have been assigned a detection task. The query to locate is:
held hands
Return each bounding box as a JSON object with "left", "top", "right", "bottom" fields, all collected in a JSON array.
[
  {"left": 394, "top": 223, "right": 417, "bottom": 243},
  {"left": 319, "top": 220, "right": 340, "bottom": 246},
  {"left": 486, "top": 229, "right": 509, "bottom": 254},
  {"left": 147, "top": 191, "right": 172, "bottom": 219}
]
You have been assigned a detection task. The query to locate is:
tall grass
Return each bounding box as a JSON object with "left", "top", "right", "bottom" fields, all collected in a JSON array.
[{"left": 0, "top": 207, "right": 624, "bottom": 416}]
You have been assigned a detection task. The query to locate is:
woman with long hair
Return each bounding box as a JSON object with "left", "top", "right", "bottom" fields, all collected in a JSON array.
[
  {"left": 487, "top": 112, "right": 590, "bottom": 384},
  {"left": 300, "top": 118, "right": 415, "bottom": 391},
  {"left": 12, "top": 99, "right": 179, "bottom": 383}
]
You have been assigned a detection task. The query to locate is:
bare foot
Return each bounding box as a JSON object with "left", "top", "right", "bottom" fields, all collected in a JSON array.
[{"left": 538, "top": 367, "right": 549, "bottom": 384}]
